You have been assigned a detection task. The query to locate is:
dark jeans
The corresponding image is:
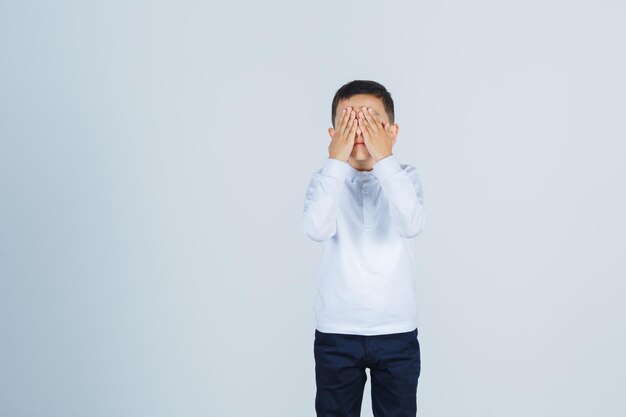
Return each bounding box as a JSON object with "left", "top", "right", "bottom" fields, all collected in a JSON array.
[{"left": 314, "top": 327, "right": 421, "bottom": 417}]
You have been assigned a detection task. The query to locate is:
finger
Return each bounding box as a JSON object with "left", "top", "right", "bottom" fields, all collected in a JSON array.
[
  {"left": 363, "top": 107, "right": 381, "bottom": 133},
  {"left": 334, "top": 107, "right": 348, "bottom": 139},
  {"left": 359, "top": 109, "right": 376, "bottom": 139},
  {"left": 343, "top": 107, "right": 356, "bottom": 135},
  {"left": 337, "top": 107, "right": 351, "bottom": 139},
  {"left": 358, "top": 120, "right": 371, "bottom": 148},
  {"left": 343, "top": 109, "right": 356, "bottom": 140},
  {"left": 358, "top": 111, "right": 374, "bottom": 139},
  {"left": 387, "top": 122, "right": 394, "bottom": 141},
  {"left": 347, "top": 116, "right": 358, "bottom": 143},
  {"left": 370, "top": 109, "right": 387, "bottom": 131}
]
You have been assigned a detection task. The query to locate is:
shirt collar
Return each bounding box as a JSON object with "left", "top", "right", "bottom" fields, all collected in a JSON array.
[{"left": 347, "top": 162, "right": 376, "bottom": 182}]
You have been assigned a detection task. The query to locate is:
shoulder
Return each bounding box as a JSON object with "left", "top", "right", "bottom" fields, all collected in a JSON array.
[
  {"left": 399, "top": 162, "right": 424, "bottom": 190},
  {"left": 400, "top": 162, "right": 412, "bottom": 171},
  {"left": 400, "top": 162, "right": 419, "bottom": 176}
]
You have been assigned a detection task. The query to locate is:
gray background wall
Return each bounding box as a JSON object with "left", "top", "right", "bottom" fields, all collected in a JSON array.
[{"left": 1, "top": 1, "right": 625, "bottom": 416}]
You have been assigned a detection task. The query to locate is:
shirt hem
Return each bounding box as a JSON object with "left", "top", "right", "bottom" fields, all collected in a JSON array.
[{"left": 315, "top": 320, "right": 418, "bottom": 336}]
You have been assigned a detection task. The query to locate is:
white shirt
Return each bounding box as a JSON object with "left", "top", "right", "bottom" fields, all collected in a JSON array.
[{"left": 302, "top": 154, "right": 426, "bottom": 335}]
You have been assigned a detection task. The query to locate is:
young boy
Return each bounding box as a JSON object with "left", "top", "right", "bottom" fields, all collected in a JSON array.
[{"left": 301, "top": 80, "right": 425, "bottom": 417}]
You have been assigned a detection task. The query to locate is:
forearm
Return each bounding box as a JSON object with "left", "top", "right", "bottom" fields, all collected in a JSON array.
[
  {"left": 373, "top": 154, "right": 426, "bottom": 238},
  {"left": 301, "top": 158, "right": 351, "bottom": 242}
]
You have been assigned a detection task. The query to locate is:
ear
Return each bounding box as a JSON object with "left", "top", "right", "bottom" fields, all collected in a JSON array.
[
  {"left": 389, "top": 123, "right": 399, "bottom": 146},
  {"left": 328, "top": 127, "right": 335, "bottom": 140}
]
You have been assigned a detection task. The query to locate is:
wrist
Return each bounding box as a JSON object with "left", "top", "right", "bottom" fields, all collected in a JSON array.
[
  {"left": 328, "top": 153, "right": 348, "bottom": 162},
  {"left": 375, "top": 152, "right": 393, "bottom": 163},
  {"left": 322, "top": 157, "right": 351, "bottom": 179}
]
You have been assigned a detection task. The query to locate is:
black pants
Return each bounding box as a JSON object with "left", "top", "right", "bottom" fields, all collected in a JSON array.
[{"left": 314, "top": 327, "right": 421, "bottom": 417}]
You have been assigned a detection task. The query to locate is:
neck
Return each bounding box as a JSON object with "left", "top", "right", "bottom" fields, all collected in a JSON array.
[{"left": 348, "top": 157, "right": 374, "bottom": 171}]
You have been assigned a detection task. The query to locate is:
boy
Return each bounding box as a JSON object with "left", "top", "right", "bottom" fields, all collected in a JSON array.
[{"left": 301, "top": 80, "right": 425, "bottom": 417}]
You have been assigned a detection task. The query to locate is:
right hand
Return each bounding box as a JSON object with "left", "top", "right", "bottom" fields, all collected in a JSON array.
[{"left": 328, "top": 107, "right": 358, "bottom": 161}]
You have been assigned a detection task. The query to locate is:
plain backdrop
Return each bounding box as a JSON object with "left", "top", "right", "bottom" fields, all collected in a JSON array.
[{"left": 1, "top": 1, "right": 625, "bottom": 416}]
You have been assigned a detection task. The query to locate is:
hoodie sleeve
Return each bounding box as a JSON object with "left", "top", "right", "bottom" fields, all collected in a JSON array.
[
  {"left": 372, "top": 154, "right": 426, "bottom": 239},
  {"left": 301, "top": 158, "right": 351, "bottom": 242}
]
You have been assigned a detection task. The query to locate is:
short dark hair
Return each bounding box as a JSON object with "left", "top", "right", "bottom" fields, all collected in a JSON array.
[{"left": 331, "top": 80, "right": 395, "bottom": 128}]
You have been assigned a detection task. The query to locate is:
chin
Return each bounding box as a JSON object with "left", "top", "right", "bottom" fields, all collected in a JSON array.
[{"left": 351, "top": 152, "right": 373, "bottom": 161}]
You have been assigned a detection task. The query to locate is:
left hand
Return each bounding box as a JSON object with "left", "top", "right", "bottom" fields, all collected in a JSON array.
[{"left": 357, "top": 107, "right": 393, "bottom": 162}]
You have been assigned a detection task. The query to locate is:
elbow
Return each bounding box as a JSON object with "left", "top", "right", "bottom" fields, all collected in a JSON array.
[
  {"left": 305, "top": 229, "right": 334, "bottom": 242},
  {"left": 304, "top": 226, "right": 337, "bottom": 242},
  {"left": 402, "top": 222, "right": 424, "bottom": 239},
  {"left": 399, "top": 204, "right": 425, "bottom": 239},
  {"left": 302, "top": 212, "right": 337, "bottom": 242}
]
